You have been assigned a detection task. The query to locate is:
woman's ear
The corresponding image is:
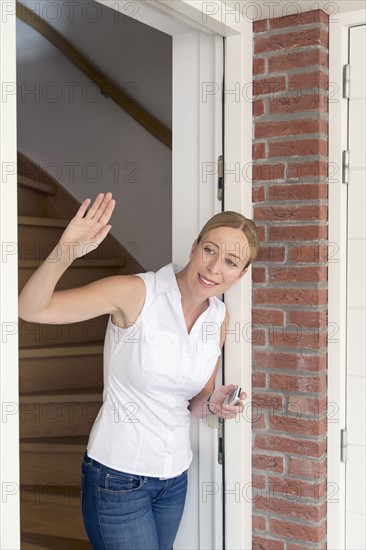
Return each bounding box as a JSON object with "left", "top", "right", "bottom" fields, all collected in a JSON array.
[{"left": 189, "top": 239, "right": 198, "bottom": 259}]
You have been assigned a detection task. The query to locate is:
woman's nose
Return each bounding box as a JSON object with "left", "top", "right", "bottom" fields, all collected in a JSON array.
[{"left": 207, "top": 255, "right": 220, "bottom": 274}]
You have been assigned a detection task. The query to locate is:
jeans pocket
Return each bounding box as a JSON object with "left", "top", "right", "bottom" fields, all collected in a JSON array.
[{"left": 98, "top": 472, "right": 143, "bottom": 494}]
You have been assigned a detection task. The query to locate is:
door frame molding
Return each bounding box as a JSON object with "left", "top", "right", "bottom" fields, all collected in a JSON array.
[
  {"left": 328, "top": 8, "right": 366, "bottom": 550},
  {"left": 1, "top": 2, "right": 252, "bottom": 547}
]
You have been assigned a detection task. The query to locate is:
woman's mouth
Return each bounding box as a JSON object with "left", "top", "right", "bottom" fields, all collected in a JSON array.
[{"left": 198, "top": 273, "right": 219, "bottom": 288}]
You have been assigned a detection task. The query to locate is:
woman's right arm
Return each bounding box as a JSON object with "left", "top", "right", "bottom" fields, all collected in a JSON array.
[{"left": 18, "top": 192, "right": 142, "bottom": 324}]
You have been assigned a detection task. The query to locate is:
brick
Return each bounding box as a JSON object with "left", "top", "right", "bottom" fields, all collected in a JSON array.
[
  {"left": 253, "top": 19, "right": 268, "bottom": 33},
  {"left": 269, "top": 139, "right": 328, "bottom": 158},
  {"left": 268, "top": 476, "right": 327, "bottom": 500},
  {"left": 253, "top": 308, "right": 285, "bottom": 325},
  {"left": 288, "top": 457, "right": 326, "bottom": 479},
  {"left": 254, "top": 57, "right": 265, "bottom": 75},
  {"left": 253, "top": 371, "right": 266, "bottom": 388},
  {"left": 254, "top": 142, "right": 266, "bottom": 159},
  {"left": 252, "top": 163, "right": 285, "bottom": 182},
  {"left": 268, "top": 183, "right": 328, "bottom": 201},
  {"left": 255, "top": 119, "right": 326, "bottom": 139},
  {"left": 255, "top": 224, "right": 266, "bottom": 241},
  {"left": 288, "top": 71, "right": 328, "bottom": 92},
  {"left": 255, "top": 433, "right": 326, "bottom": 457},
  {"left": 254, "top": 204, "right": 328, "bottom": 222},
  {"left": 253, "top": 473, "right": 266, "bottom": 489},
  {"left": 269, "top": 266, "right": 327, "bottom": 283},
  {"left": 253, "top": 392, "right": 284, "bottom": 410},
  {"left": 255, "top": 495, "right": 326, "bottom": 522},
  {"left": 253, "top": 514, "right": 266, "bottom": 531},
  {"left": 253, "top": 185, "right": 265, "bottom": 203},
  {"left": 256, "top": 245, "right": 285, "bottom": 262},
  {"left": 253, "top": 414, "right": 267, "bottom": 430},
  {"left": 288, "top": 161, "right": 328, "bottom": 179},
  {"left": 270, "top": 518, "right": 327, "bottom": 543},
  {"left": 253, "top": 76, "right": 286, "bottom": 96},
  {"left": 253, "top": 327, "right": 266, "bottom": 346},
  {"left": 254, "top": 99, "right": 265, "bottom": 116},
  {"left": 269, "top": 329, "right": 327, "bottom": 350},
  {"left": 253, "top": 453, "right": 284, "bottom": 473},
  {"left": 288, "top": 310, "right": 327, "bottom": 328},
  {"left": 270, "top": 374, "right": 326, "bottom": 393},
  {"left": 269, "top": 93, "right": 328, "bottom": 115},
  {"left": 253, "top": 537, "right": 285, "bottom": 550},
  {"left": 269, "top": 50, "right": 328, "bottom": 72},
  {"left": 252, "top": 266, "right": 266, "bottom": 283},
  {"left": 269, "top": 10, "right": 329, "bottom": 29},
  {"left": 289, "top": 244, "right": 328, "bottom": 262},
  {"left": 254, "top": 288, "right": 327, "bottom": 306},
  {"left": 254, "top": 351, "right": 326, "bottom": 372},
  {"left": 269, "top": 414, "right": 327, "bottom": 436},
  {"left": 255, "top": 28, "right": 328, "bottom": 54},
  {"left": 269, "top": 225, "right": 328, "bottom": 241},
  {"left": 287, "top": 395, "right": 327, "bottom": 417}
]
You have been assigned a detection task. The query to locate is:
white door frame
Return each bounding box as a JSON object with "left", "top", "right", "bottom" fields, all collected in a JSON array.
[
  {"left": 0, "top": 2, "right": 252, "bottom": 548},
  {"left": 328, "top": 8, "right": 366, "bottom": 550}
]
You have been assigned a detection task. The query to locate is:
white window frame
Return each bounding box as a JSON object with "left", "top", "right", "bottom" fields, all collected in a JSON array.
[
  {"left": 328, "top": 8, "right": 366, "bottom": 550},
  {"left": 1, "top": 1, "right": 252, "bottom": 548}
]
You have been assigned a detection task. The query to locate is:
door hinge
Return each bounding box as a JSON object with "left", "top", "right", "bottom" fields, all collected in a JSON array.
[
  {"left": 217, "top": 155, "right": 223, "bottom": 202},
  {"left": 343, "top": 64, "right": 350, "bottom": 99},
  {"left": 342, "top": 150, "right": 350, "bottom": 184},
  {"left": 341, "top": 428, "right": 347, "bottom": 462}
]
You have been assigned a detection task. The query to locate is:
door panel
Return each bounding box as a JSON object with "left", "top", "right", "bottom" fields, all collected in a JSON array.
[{"left": 346, "top": 23, "right": 366, "bottom": 550}]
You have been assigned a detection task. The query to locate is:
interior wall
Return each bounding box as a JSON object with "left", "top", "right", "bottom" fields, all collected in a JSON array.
[{"left": 16, "top": 0, "right": 172, "bottom": 272}]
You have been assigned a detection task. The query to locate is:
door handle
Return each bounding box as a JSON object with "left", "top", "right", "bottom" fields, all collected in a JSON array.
[{"left": 208, "top": 414, "right": 223, "bottom": 465}]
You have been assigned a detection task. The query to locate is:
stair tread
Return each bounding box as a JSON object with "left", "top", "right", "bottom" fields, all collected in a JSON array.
[
  {"left": 18, "top": 175, "right": 56, "bottom": 195},
  {"left": 21, "top": 532, "right": 92, "bottom": 550},
  {"left": 19, "top": 258, "right": 126, "bottom": 268},
  {"left": 19, "top": 343, "right": 104, "bottom": 359},
  {"left": 21, "top": 435, "right": 88, "bottom": 447},
  {"left": 18, "top": 216, "right": 69, "bottom": 227},
  {"left": 20, "top": 386, "right": 103, "bottom": 403}
]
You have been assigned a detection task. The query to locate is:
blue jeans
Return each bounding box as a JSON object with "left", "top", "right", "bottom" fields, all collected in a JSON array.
[{"left": 81, "top": 451, "right": 188, "bottom": 550}]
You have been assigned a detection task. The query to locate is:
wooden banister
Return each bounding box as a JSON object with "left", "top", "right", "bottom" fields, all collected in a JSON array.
[{"left": 16, "top": 1, "right": 172, "bottom": 149}]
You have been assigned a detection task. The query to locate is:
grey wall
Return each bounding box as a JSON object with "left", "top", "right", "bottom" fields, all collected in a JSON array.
[{"left": 16, "top": 0, "right": 172, "bottom": 271}]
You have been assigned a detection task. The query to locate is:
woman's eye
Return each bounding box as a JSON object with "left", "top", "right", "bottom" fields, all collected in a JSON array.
[
  {"left": 204, "top": 246, "right": 215, "bottom": 254},
  {"left": 226, "top": 259, "right": 237, "bottom": 267}
]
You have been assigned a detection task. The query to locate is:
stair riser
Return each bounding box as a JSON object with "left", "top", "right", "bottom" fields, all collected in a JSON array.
[
  {"left": 20, "top": 356, "right": 103, "bottom": 393},
  {"left": 21, "top": 451, "right": 85, "bottom": 485},
  {"left": 18, "top": 318, "right": 108, "bottom": 348},
  {"left": 18, "top": 188, "right": 49, "bottom": 217},
  {"left": 19, "top": 402, "right": 101, "bottom": 438}
]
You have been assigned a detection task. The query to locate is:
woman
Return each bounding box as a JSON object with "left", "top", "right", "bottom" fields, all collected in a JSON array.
[{"left": 18, "top": 192, "right": 260, "bottom": 550}]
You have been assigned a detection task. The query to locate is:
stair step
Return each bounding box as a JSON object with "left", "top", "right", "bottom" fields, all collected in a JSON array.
[
  {"left": 19, "top": 389, "right": 102, "bottom": 438},
  {"left": 20, "top": 489, "right": 88, "bottom": 540},
  {"left": 18, "top": 316, "right": 108, "bottom": 348},
  {"left": 19, "top": 344, "right": 104, "bottom": 359},
  {"left": 20, "top": 435, "right": 89, "bottom": 452},
  {"left": 19, "top": 345, "right": 103, "bottom": 393},
  {"left": 18, "top": 216, "right": 69, "bottom": 228},
  {"left": 20, "top": 437, "right": 87, "bottom": 484},
  {"left": 19, "top": 258, "right": 127, "bottom": 268},
  {"left": 21, "top": 532, "right": 92, "bottom": 550},
  {"left": 20, "top": 386, "right": 103, "bottom": 403},
  {"left": 18, "top": 176, "right": 56, "bottom": 195}
]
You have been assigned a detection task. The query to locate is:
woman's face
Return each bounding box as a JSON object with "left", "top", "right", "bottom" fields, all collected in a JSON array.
[{"left": 187, "top": 226, "right": 250, "bottom": 297}]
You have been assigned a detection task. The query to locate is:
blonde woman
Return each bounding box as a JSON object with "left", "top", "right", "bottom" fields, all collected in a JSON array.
[{"left": 18, "top": 192, "right": 260, "bottom": 550}]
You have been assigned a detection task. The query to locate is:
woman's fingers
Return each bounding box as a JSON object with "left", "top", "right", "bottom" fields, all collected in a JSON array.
[
  {"left": 75, "top": 198, "right": 91, "bottom": 219},
  {"left": 97, "top": 198, "right": 116, "bottom": 226},
  {"left": 85, "top": 192, "right": 112, "bottom": 220}
]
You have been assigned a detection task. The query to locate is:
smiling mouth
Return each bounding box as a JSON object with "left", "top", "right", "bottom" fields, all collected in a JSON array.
[{"left": 198, "top": 273, "right": 219, "bottom": 287}]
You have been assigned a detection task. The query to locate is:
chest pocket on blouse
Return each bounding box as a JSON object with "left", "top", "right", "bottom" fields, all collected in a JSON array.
[
  {"left": 196, "top": 340, "right": 221, "bottom": 356},
  {"left": 143, "top": 329, "right": 179, "bottom": 384}
]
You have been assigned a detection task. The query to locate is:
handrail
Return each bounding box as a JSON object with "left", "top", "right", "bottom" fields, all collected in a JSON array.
[{"left": 16, "top": 2, "right": 172, "bottom": 149}]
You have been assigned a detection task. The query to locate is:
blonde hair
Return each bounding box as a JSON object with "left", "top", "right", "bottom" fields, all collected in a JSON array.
[{"left": 196, "top": 211, "right": 260, "bottom": 269}]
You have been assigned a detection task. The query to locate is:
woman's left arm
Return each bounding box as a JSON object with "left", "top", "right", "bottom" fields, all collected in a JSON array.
[{"left": 188, "top": 309, "right": 247, "bottom": 420}]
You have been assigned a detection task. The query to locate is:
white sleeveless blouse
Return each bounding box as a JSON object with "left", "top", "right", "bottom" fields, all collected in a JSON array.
[{"left": 86, "top": 262, "right": 226, "bottom": 478}]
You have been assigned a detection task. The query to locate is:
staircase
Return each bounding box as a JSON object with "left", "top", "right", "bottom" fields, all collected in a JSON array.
[{"left": 18, "top": 152, "right": 144, "bottom": 549}]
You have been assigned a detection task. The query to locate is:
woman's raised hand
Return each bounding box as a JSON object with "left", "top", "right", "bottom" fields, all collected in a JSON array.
[{"left": 55, "top": 192, "right": 115, "bottom": 263}]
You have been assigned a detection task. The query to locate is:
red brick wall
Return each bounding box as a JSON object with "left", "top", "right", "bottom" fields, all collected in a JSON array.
[{"left": 252, "top": 10, "right": 329, "bottom": 549}]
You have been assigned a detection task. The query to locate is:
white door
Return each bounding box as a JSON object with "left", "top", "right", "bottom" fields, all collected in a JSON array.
[{"left": 345, "top": 23, "right": 366, "bottom": 550}]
